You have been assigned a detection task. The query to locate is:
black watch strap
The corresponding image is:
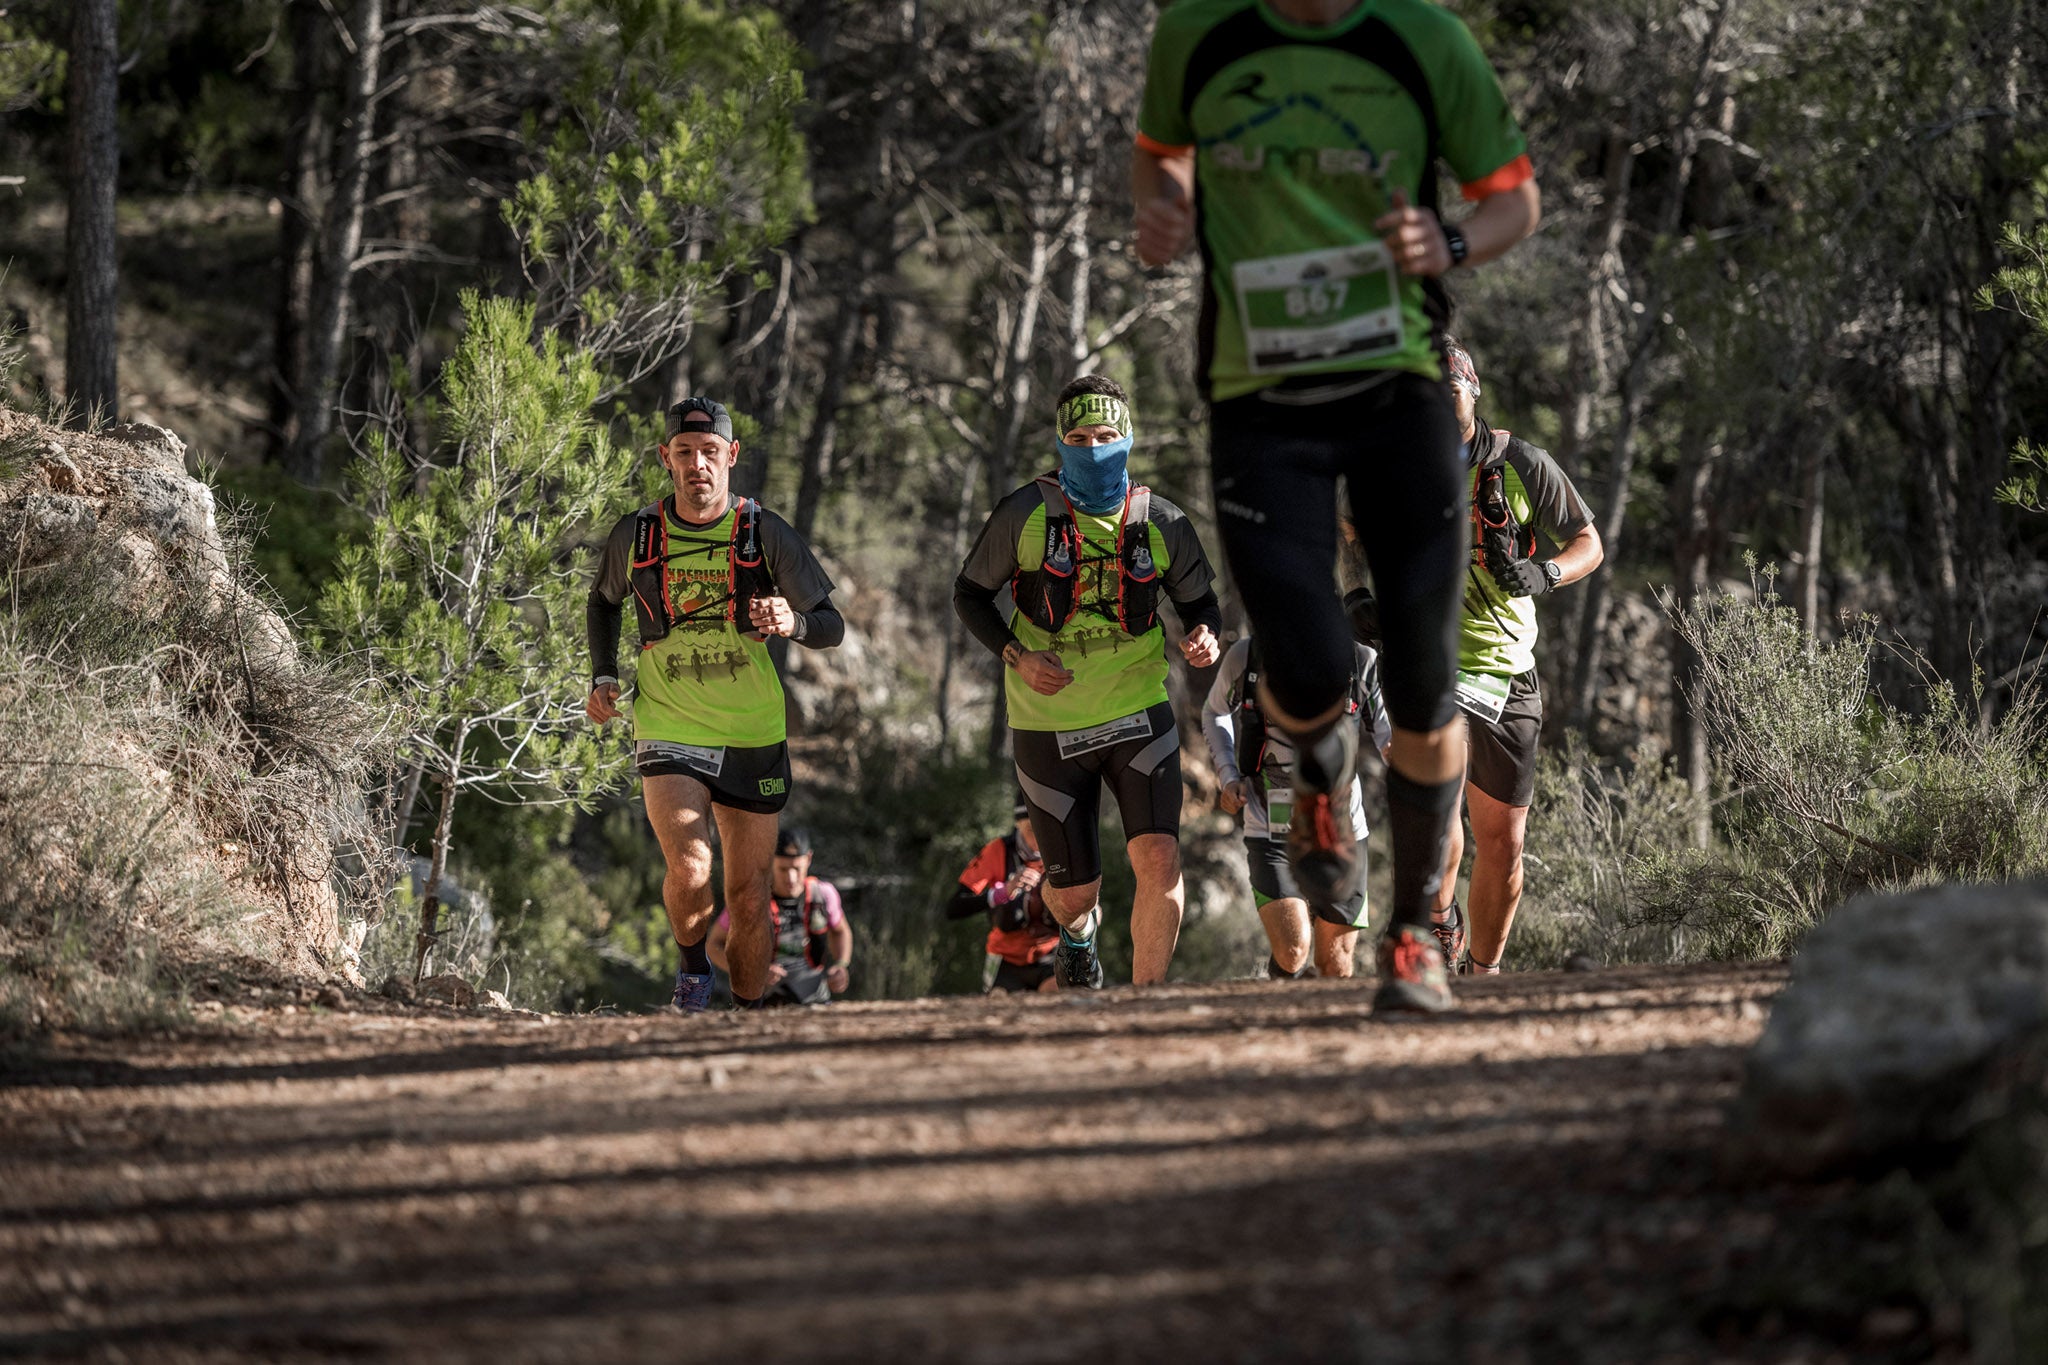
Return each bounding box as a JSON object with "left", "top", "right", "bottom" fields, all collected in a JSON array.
[{"left": 1443, "top": 222, "right": 1469, "bottom": 267}]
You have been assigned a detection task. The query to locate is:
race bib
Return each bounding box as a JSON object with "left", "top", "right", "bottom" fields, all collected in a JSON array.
[
  {"left": 1453, "top": 670, "right": 1512, "bottom": 724},
  {"left": 1262, "top": 781, "right": 1294, "bottom": 836},
  {"left": 1055, "top": 710, "right": 1153, "bottom": 760},
  {"left": 1232, "top": 241, "right": 1402, "bottom": 375},
  {"left": 637, "top": 740, "right": 727, "bottom": 777}
]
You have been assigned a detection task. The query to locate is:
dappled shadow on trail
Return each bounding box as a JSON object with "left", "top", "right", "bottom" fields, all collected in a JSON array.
[{"left": 1, "top": 963, "right": 1826, "bottom": 1364}]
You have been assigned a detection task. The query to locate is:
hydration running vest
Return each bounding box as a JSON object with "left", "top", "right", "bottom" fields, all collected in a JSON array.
[
  {"left": 628, "top": 496, "right": 776, "bottom": 648},
  {"left": 1011, "top": 476, "right": 1162, "bottom": 636},
  {"left": 1233, "top": 639, "right": 1360, "bottom": 783},
  {"left": 1471, "top": 430, "right": 1537, "bottom": 582},
  {"left": 773, "top": 876, "right": 836, "bottom": 969}
]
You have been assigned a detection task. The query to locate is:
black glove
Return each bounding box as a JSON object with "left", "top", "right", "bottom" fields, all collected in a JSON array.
[{"left": 1495, "top": 557, "right": 1551, "bottom": 598}]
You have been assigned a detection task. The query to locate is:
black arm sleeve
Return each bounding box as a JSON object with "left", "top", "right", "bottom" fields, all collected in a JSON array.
[
  {"left": 944, "top": 885, "right": 993, "bottom": 920},
  {"left": 953, "top": 574, "right": 1018, "bottom": 659},
  {"left": 795, "top": 601, "right": 845, "bottom": 650},
  {"left": 1170, "top": 586, "right": 1223, "bottom": 636},
  {"left": 587, "top": 592, "right": 623, "bottom": 682},
  {"left": 588, "top": 515, "right": 633, "bottom": 682}
]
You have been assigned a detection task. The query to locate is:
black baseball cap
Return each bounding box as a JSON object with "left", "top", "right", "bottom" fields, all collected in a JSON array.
[
  {"left": 774, "top": 828, "right": 812, "bottom": 858},
  {"left": 664, "top": 396, "right": 733, "bottom": 441}
]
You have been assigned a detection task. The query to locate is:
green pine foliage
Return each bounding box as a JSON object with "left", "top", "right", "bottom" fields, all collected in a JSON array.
[
  {"left": 504, "top": 0, "right": 809, "bottom": 393},
  {"left": 1981, "top": 222, "right": 2048, "bottom": 514},
  {"left": 319, "top": 292, "right": 638, "bottom": 975}
]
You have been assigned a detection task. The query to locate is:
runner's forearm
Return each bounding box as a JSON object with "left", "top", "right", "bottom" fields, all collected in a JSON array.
[
  {"left": 944, "top": 884, "right": 991, "bottom": 921},
  {"left": 1546, "top": 524, "right": 1603, "bottom": 587},
  {"left": 587, "top": 590, "right": 622, "bottom": 683},
  {"left": 1170, "top": 587, "right": 1223, "bottom": 636},
  {"left": 792, "top": 601, "right": 845, "bottom": 649},
  {"left": 953, "top": 575, "right": 1018, "bottom": 659},
  {"left": 1452, "top": 180, "right": 1541, "bottom": 269}
]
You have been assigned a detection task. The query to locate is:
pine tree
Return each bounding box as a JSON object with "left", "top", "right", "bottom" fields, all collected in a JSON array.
[{"left": 319, "top": 292, "right": 636, "bottom": 979}]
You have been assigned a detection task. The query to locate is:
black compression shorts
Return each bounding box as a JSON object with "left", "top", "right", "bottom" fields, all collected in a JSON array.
[
  {"left": 990, "top": 958, "right": 1056, "bottom": 993},
  {"left": 1463, "top": 669, "right": 1542, "bottom": 807},
  {"left": 1210, "top": 370, "right": 1467, "bottom": 734},
  {"left": 636, "top": 740, "right": 792, "bottom": 814},
  {"left": 1011, "top": 701, "right": 1181, "bottom": 888},
  {"left": 1245, "top": 836, "right": 1369, "bottom": 928}
]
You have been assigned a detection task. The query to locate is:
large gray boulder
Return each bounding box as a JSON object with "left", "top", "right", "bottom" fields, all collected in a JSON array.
[{"left": 1735, "top": 880, "right": 2048, "bottom": 1176}]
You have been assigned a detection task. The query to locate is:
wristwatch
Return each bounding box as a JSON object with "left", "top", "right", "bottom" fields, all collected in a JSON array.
[
  {"left": 1002, "top": 641, "right": 1025, "bottom": 669},
  {"left": 1442, "top": 222, "right": 1469, "bottom": 268},
  {"left": 1541, "top": 559, "right": 1563, "bottom": 589}
]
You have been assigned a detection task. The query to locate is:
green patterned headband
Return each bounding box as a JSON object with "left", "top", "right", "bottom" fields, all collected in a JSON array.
[{"left": 1057, "top": 391, "right": 1132, "bottom": 438}]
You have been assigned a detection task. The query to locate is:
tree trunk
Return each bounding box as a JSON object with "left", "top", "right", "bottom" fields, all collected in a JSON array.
[
  {"left": 266, "top": 0, "right": 328, "bottom": 460},
  {"left": 1566, "top": 343, "right": 1652, "bottom": 728},
  {"left": 934, "top": 453, "right": 985, "bottom": 752},
  {"left": 791, "top": 290, "right": 862, "bottom": 542},
  {"left": 1792, "top": 436, "right": 1826, "bottom": 636},
  {"left": 1669, "top": 428, "right": 1720, "bottom": 848},
  {"left": 412, "top": 742, "right": 463, "bottom": 982},
  {"left": 1064, "top": 164, "right": 1095, "bottom": 365},
  {"left": 291, "top": 0, "right": 384, "bottom": 482},
  {"left": 63, "top": 0, "right": 119, "bottom": 425},
  {"left": 1559, "top": 132, "right": 1631, "bottom": 473},
  {"left": 983, "top": 211, "right": 1056, "bottom": 764}
]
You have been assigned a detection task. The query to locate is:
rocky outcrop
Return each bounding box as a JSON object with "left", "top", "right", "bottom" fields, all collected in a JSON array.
[
  {"left": 0, "top": 409, "right": 350, "bottom": 986},
  {"left": 1734, "top": 880, "right": 2048, "bottom": 1176}
]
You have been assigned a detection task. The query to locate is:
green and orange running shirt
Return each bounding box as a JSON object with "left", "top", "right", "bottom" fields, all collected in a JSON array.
[
  {"left": 590, "top": 496, "right": 834, "bottom": 748},
  {"left": 1136, "top": 0, "right": 1532, "bottom": 400}
]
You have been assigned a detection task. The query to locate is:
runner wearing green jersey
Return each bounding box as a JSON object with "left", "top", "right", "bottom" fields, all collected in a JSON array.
[
  {"left": 586, "top": 397, "right": 844, "bottom": 1012},
  {"left": 1132, "top": 0, "right": 1541, "bottom": 1013},
  {"left": 1430, "top": 340, "right": 1601, "bottom": 974},
  {"left": 953, "top": 375, "right": 1223, "bottom": 988}
]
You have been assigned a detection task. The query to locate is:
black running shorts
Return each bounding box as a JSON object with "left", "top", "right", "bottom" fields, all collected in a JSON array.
[
  {"left": 1210, "top": 371, "right": 1466, "bottom": 734},
  {"left": 635, "top": 739, "right": 792, "bottom": 814},
  {"left": 1245, "top": 836, "right": 1369, "bottom": 928},
  {"left": 990, "top": 958, "right": 1056, "bottom": 993},
  {"left": 1463, "top": 670, "right": 1542, "bottom": 808},
  {"left": 1011, "top": 700, "right": 1181, "bottom": 888}
]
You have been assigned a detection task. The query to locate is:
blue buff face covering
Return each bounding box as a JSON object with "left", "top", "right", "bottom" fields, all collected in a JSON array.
[{"left": 1056, "top": 436, "right": 1133, "bottom": 514}]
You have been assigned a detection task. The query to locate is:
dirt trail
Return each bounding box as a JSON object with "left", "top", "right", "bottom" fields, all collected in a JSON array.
[{"left": 2, "top": 964, "right": 1876, "bottom": 1362}]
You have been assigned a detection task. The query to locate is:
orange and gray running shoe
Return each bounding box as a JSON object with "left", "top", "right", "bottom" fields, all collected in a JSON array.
[
  {"left": 1372, "top": 924, "right": 1454, "bottom": 1014},
  {"left": 1284, "top": 721, "right": 1363, "bottom": 916},
  {"left": 1432, "top": 902, "right": 1468, "bottom": 974}
]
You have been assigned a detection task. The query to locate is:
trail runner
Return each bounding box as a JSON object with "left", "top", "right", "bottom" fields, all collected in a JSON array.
[
  {"left": 1132, "top": 0, "right": 1541, "bottom": 1011},
  {"left": 1203, "top": 614, "right": 1392, "bottom": 979},
  {"left": 708, "top": 828, "right": 852, "bottom": 1005},
  {"left": 1429, "top": 339, "right": 1602, "bottom": 973},
  {"left": 946, "top": 799, "right": 1061, "bottom": 993},
  {"left": 586, "top": 397, "right": 844, "bottom": 1012},
  {"left": 953, "top": 375, "right": 1223, "bottom": 989}
]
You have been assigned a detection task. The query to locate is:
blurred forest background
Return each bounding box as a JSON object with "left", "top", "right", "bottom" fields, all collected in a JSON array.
[{"left": 3, "top": 0, "right": 2045, "bottom": 1012}]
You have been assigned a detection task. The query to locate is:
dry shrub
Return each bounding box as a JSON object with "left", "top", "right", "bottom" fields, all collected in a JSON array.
[{"left": 0, "top": 491, "right": 394, "bottom": 1035}]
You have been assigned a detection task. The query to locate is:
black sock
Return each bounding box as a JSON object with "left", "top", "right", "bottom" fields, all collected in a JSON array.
[
  {"left": 1385, "top": 768, "right": 1462, "bottom": 930},
  {"left": 1267, "top": 955, "right": 1306, "bottom": 981},
  {"left": 678, "top": 938, "right": 711, "bottom": 976},
  {"left": 731, "top": 992, "right": 764, "bottom": 1010}
]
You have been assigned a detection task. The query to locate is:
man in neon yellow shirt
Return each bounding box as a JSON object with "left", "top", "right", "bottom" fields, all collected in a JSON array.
[
  {"left": 954, "top": 376, "right": 1223, "bottom": 988},
  {"left": 586, "top": 397, "right": 842, "bottom": 1012},
  {"left": 1430, "top": 340, "right": 1602, "bottom": 975},
  {"left": 1131, "top": 0, "right": 1542, "bottom": 1012}
]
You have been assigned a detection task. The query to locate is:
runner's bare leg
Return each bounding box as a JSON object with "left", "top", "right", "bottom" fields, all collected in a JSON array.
[
  {"left": 1127, "top": 832, "right": 1183, "bottom": 986},
  {"left": 642, "top": 774, "right": 718, "bottom": 949},
  {"left": 713, "top": 804, "right": 781, "bottom": 1001}
]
